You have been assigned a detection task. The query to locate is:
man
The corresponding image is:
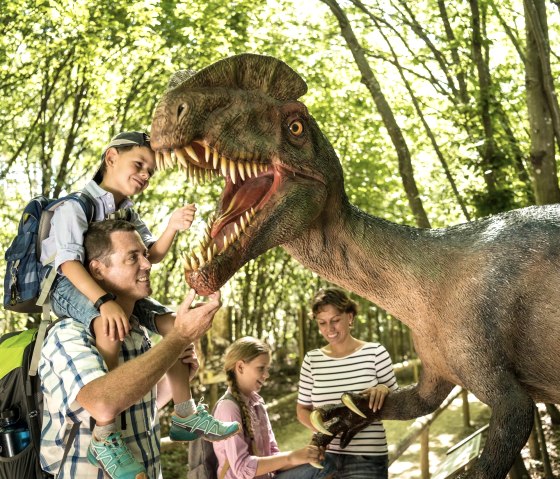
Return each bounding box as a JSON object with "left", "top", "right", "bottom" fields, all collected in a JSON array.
[{"left": 39, "top": 220, "right": 221, "bottom": 478}]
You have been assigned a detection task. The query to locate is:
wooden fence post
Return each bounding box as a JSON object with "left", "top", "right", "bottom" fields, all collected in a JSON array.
[
  {"left": 461, "top": 389, "right": 471, "bottom": 428},
  {"left": 534, "top": 408, "right": 553, "bottom": 479},
  {"left": 421, "top": 426, "right": 430, "bottom": 479}
]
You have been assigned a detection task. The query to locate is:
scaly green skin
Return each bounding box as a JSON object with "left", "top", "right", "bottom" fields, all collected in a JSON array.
[{"left": 151, "top": 54, "right": 560, "bottom": 479}]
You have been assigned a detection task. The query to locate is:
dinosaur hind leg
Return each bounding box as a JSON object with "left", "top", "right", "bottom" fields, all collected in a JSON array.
[{"left": 459, "top": 378, "right": 534, "bottom": 479}]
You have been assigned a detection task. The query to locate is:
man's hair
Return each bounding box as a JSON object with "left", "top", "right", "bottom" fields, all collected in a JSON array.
[
  {"left": 311, "top": 287, "right": 358, "bottom": 317},
  {"left": 84, "top": 220, "right": 136, "bottom": 265}
]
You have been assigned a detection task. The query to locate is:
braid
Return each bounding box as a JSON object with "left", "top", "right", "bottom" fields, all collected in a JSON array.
[
  {"left": 227, "top": 370, "right": 255, "bottom": 440},
  {"left": 223, "top": 336, "right": 271, "bottom": 445}
]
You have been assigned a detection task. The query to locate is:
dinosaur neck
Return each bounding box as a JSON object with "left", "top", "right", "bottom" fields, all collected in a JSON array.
[{"left": 285, "top": 199, "right": 441, "bottom": 330}]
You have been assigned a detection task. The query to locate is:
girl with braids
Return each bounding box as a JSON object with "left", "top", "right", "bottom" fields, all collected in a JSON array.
[{"left": 212, "top": 337, "right": 331, "bottom": 479}]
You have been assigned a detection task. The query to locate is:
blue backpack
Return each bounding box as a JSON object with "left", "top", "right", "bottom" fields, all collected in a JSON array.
[{"left": 3, "top": 192, "right": 95, "bottom": 315}]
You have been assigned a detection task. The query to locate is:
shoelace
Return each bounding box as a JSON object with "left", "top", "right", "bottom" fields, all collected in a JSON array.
[
  {"left": 196, "top": 396, "right": 210, "bottom": 413},
  {"left": 103, "top": 434, "right": 136, "bottom": 466}
]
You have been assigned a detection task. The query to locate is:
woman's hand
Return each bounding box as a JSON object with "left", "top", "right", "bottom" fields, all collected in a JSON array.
[{"left": 360, "top": 384, "right": 390, "bottom": 412}]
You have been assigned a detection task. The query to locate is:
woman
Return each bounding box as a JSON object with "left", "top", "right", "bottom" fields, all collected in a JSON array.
[{"left": 297, "top": 288, "right": 398, "bottom": 479}]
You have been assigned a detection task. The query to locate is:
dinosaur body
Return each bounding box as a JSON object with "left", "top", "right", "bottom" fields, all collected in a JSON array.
[{"left": 150, "top": 54, "right": 560, "bottom": 478}]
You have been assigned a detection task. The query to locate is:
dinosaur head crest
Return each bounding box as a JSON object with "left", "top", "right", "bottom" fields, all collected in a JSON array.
[
  {"left": 151, "top": 54, "right": 334, "bottom": 294},
  {"left": 164, "top": 54, "right": 308, "bottom": 101}
]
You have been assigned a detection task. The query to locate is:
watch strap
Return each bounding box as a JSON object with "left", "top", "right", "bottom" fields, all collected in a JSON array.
[{"left": 94, "top": 292, "right": 117, "bottom": 310}]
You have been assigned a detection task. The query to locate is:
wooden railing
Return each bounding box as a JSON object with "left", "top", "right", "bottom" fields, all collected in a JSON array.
[{"left": 388, "top": 385, "right": 469, "bottom": 478}]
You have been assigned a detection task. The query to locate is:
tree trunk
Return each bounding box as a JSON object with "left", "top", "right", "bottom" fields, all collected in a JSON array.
[
  {"left": 321, "top": 0, "right": 430, "bottom": 228},
  {"left": 524, "top": 0, "right": 560, "bottom": 204}
]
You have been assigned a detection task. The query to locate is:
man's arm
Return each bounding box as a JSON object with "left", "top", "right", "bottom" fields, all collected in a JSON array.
[{"left": 76, "top": 290, "right": 220, "bottom": 421}]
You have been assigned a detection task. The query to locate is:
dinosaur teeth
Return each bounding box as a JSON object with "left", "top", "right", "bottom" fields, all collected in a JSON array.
[
  {"left": 185, "top": 145, "right": 200, "bottom": 163},
  {"left": 183, "top": 206, "right": 258, "bottom": 274},
  {"left": 229, "top": 159, "right": 237, "bottom": 184},
  {"left": 204, "top": 144, "right": 210, "bottom": 163},
  {"left": 244, "top": 161, "right": 253, "bottom": 179},
  {"left": 163, "top": 150, "right": 173, "bottom": 169},
  {"left": 213, "top": 149, "right": 219, "bottom": 169},
  {"left": 237, "top": 161, "right": 245, "bottom": 181},
  {"left": 175, "top": 148, "right": 189, "bottom": 169}
]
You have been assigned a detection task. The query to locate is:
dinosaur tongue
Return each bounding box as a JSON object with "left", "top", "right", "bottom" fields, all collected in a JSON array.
[{"left": 212, "top": 176, "right": 273, "bottom": 237}]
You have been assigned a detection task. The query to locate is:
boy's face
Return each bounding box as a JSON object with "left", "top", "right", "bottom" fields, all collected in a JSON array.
[{"left": 104, "top": 146, "right": 156, "bottom": 197}]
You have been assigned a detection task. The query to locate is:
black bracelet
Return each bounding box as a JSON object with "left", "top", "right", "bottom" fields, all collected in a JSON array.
[{"left": 94, "top": 292, "right": 117, "bottom": 310}]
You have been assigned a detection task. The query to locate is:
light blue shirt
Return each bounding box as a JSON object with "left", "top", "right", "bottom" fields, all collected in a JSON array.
[{"left": 40, "top": 180, "right": 155, "bottom": 273}]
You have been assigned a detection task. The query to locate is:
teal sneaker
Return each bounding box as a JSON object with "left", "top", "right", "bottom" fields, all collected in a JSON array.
[
  {"left": 87, "top": 431, "right": 147, "bottom": 479},
  {"left": 170, "top": 401, "right": 240, "bottom": 442}
]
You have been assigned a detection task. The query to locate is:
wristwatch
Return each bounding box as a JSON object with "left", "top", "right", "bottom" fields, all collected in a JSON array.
[{"left": 94, "top": 292, "right": 117, "bottom": 310}]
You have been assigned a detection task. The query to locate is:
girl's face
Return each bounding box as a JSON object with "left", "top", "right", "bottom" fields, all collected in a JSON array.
[
  {"left": 235, "top": 353, "right": 271, "bottom": 395},
  {"left": 315, "top": 304, "right": 353, "bottom": 346},
  {"left": 103, "top": 146, "right": 156, "bottom": 198}
]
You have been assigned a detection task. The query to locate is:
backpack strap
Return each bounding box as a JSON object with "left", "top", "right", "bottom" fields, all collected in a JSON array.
[
  {"left": 34, "top": 190, "right": 97, "bottom": 339},
  {"left": 27, "top": 305, "right": 51, "bottom": 376},
  {"left": 59, "top": 421, "right": 80, "bottom": 475}
]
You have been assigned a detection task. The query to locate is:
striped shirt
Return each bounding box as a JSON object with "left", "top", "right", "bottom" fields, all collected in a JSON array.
[
  {"left": 297, "top": 342, "right": 398, "bottom": 456},
  {"left": 38, "top": 318, "right": 161, "bottom": 478}
]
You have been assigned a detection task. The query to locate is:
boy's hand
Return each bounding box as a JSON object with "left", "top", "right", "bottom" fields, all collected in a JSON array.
[
  {"left": 179, "top": 343, "right": 200, "bottom": 380},
  {"left": 99, "top": 301, "right": 131, "bottom": 341},
  {"left": 168, "top": 204, "right": 196, "bottom": 232}
]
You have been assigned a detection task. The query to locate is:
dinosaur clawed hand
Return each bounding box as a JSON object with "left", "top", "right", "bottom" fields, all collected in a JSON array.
[{"left": 309, "top": 392, "right": 379, "bottom": 449}]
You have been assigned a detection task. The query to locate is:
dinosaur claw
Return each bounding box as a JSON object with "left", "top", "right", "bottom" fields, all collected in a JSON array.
[
  {"left": 341, "top": 392, "right": 367, "bottom": 418},
  {"left": 310, "top": 410, "right": 333, "bottom": 436},
  {"left": 310, "top": 462, "right": 324, "bottom": 469}
]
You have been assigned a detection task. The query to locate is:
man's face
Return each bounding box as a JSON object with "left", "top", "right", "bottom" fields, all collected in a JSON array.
[{"left": 98, "top": 230, "right": 152, "bottom": 301}]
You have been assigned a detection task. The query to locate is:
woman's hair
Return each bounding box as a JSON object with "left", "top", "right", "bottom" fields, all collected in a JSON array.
[
  {"left": 311, "top": 287, "right": 358, "bottom": 318},
  {"left": 223, "top": 337, "right": 271, "bottom": 440}
]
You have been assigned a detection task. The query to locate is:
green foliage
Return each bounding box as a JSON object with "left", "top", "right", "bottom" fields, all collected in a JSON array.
[{"left": 1, "top": 0, "right": 558, "bottom": 369}]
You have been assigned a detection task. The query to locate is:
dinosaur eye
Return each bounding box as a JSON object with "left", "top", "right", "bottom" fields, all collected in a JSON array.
[
  {"left": 177, "top": 103, "right": 188, "bottom": 118},
  {"left": 289, "top": 120, "right": 304, "bottom": 137}
]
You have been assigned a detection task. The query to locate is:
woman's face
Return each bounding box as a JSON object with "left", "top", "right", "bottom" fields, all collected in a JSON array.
[
  {"left": 236, "top": 353, "right": 271, "bottom": 395},
  {"left": 315, "top": 304, "right": 353, "bottom": 345}
]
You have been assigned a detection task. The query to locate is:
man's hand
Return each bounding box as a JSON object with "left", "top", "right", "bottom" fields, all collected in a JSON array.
[
  {"left": 174, "top": 289, "right": 221, "bottom": 342},
  {"left": 179, "top": 343, "right": 200, "bottom": 381},
  {"left": 99, "top": 300, "right": 130, "bottom": 341}
]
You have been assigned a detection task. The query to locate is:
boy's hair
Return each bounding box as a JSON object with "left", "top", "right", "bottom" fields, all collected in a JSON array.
[
  {"left": 84, "top": 220, "right": 136, "bottom": 265},
  {"left": 223, "top": 337, "right": 271, "bottom": 440},
  {"left": 93, "top": 131, "right": 151, "bottom": 183},
  {"left": 311, "top": 287, "right": 358, "bottom": 317}
]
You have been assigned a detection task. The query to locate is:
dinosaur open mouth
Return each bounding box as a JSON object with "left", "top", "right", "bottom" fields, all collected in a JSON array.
[{"left": 154, "top": 139, "right": 300, "bottom": 271}]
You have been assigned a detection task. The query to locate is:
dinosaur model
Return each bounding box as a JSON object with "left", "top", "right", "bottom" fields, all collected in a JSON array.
[{"left": 150, "top": 54, "right": 560, "bottom": 478}]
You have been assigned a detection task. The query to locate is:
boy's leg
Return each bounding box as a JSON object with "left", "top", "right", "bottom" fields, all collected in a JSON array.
[{"left": 165, "top": 354, "right": 240, "bottom": 442}]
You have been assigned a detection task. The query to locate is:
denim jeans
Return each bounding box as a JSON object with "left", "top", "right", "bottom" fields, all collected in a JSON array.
[
  {"left": 321, "top": 452, "right": 388, "bottom": 479},
  {"left": 49, "top": 274, "right": 169, "bottom": 333},
  {"left": 275, "top": 463, "right": 333, "bottom": 479}
]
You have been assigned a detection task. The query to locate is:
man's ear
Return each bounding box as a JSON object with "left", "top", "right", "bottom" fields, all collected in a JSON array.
[{"left": 89, "top": 259, "right": 105, "bottom": 281}]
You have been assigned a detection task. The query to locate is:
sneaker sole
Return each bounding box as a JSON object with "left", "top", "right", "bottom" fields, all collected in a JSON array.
[{"left": 201, "top": 427, "right": 241, "bottom": 442}]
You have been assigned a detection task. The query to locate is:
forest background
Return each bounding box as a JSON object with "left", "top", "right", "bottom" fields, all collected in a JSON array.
[{"left": 1, "top": 0, "right": 559, "bottom": 373}]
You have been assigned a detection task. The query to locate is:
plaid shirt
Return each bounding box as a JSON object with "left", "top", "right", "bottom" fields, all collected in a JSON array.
[{"left": 38, "top": 318, "right": 161, "bottom": 478}]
